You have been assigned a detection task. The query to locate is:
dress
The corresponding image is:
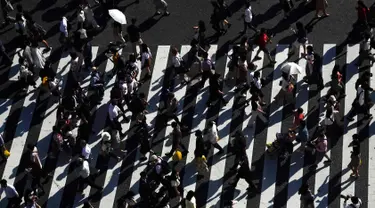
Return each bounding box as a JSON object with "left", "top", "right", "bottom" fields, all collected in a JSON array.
[{"left": 30, "top": 47, "right": 45, "bottom": 69}]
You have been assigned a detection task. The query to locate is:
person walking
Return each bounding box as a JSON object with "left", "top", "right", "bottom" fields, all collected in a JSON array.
[
  {"left": 59, "top": 16, "right": 70, "bottom": 51},
  {"left": 247, "top": 95, "right": 267, "bottom": 128},
  {"left": 298, "top": 183, "right": 315, "bottom": 208},
  {"left": 310, "top": 133, "right": 332, "bottom": 169},
  {"left": 206, "top": 73, "right": 228, "bottom": 107},
  {"left": 348, "top": 134, "right": 361, "bottom": 178},
  {"left": 153, "top": 0, "right": 170, "bottom": 16},
  {"left": 241, "top": 2, "right": 258, "bottom": 34},
  {"left": 112, "top": 21, "right": 126, "bottom": 46},
  {"left": 26, "top": 144, "right": 45, "bottom": 195},
  {"left": 0, "top": 39, "right": 12, "bottom": 66},
  {"left": 229, "top": 160, "right": 259, "bottom": 193},
  {"left": 347, "top": 83, "right": 373, "bottom": 121},
  {"left": 229, "top": 131, "right": 247, "bottom": 171},
  {"left": 108, "top": 99, "right": 126, "bottom": 137},
  {"left": 140, "top": 43, "right": 152, "bottom": 80},
  {"left": 252, "top": 28, "right": 276, "bottom": 64},
  {"left": 204, "top": 121, "right": 224, "bottom": 154},
  {"left": 75, "top": 158, "right": 103, "bottom": 192},
  {"left": 127, "top": 18, "right": 142, "bottom": 57},
  {"left": 315, "top": 0, "right": 329, "bottom": 18},
  {"left": 289, "top": 22, "right": 308, "bottom": 56},
  {"left": 165, "top": 122, "right": 188, "bottom": 157},
  {"left": 0, "top": 179, "right": 21, "bottom": 208}
]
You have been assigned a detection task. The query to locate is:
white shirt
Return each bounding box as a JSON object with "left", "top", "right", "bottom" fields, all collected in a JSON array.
[
  {"left": 206, "top": 123, "right": 219, "bottom": 144},
  {"left": 81, "top": 144, "right": 91, "bottom": 160},
  {"left": 172, "top": 53, "right": 182, "bottom": 68},
  {"left": 248, "top": 72, "right": 261, "bottom": 89},
  {"left": 357, "top": 86, "right": 365, "bottom": 106},
  {"left": 60, "top": 17, "right": 68, "bottom": 37},
  {"left": 141, "top": 50, "right": 152, "bottom": 67},
  {"left": 244, "top": 6, "right": 253, "bottom": 23},
  {"left": 0, "top": 184, "right": 19, "bottom": 198},
  {"left": 345, "top": 198, "right": 362, "bottom": 208},
  {"left": 108, "top": 103, "right": 121, "bottom": 121},
  {"left": 79, "top": 160, "right": 90, "bottom": 178}
]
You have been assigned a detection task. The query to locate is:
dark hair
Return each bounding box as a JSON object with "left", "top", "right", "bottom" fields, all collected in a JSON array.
[
  {"left": 186, "top": 191, "right": 195, "bottom": 201},
  {"left": 131, "top": 18, "right": 137, "bottom": 24},
  {"left": 141, "top": 43, "right": 149, "bottom": 53}
]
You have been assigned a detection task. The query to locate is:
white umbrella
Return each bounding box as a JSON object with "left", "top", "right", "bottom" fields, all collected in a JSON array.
[
  {"left": 108, "top": 9, "right": 127, "bottom": 24},
  {"left": 281, "top": 62, "right": 302, "bottom": 75}
]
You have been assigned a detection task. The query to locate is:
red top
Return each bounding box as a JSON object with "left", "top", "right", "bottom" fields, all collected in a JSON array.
[
  {"left": 258, "top": 33, "right": 268, "bottom": 48},
  {"left": 358, "top": 7, "right": 368, "bottom": 21},
  {"left": 293, "top": 112, "right": 305, "bottom": 127}
]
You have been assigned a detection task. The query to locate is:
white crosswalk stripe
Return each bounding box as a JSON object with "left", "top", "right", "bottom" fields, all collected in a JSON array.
[{"left": 1, "top": 43, "right": 375, "bottom": 208}]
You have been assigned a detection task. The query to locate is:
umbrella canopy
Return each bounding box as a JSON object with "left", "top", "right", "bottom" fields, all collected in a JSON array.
[
  {"left": 281, "top": 62, "right": 302, "bottom": 75},
  {"left": 108, "top": 9, "right": 127, "bottom": 24}
]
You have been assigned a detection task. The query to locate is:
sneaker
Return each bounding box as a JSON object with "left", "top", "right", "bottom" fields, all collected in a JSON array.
[{"left": 164, "top": 12, "right": 170, "bottom": 16}]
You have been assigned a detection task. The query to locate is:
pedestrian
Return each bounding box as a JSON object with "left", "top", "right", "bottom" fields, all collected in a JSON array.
[
  {"left": 83, "top": 5, "right": 100, "bottom": 30},
  {"left": 298, "top": 183, "right": 315, "bottom": 208},
  {"left": 229, "top": 131, "right": 247, "bottom": 171},
  {"left": 183, "top": 191, "right": 197, "bottom": 208},
  {"left": 348, "top": 134, "right": 361, "bottom": 178},
  {"left": 127, "top": 18, "right": 142, "bottom": 57},
  {"left": 247, "top": 95, "right": 267, "bottom": 128},
  {"left": 310, "top": 132, "right": 331, "bottom": 169},
  {"left": 30, "top": 41, "right": 46, "bottom": 70},
  {"left": 90, "top": 67, "right": 104, "bottom": 103},
  {"left": 108, "top": 99, "right": 126, "bottom": 137},
  {"left": 194, "top": 130, "right": 209, "bottom": 158},
  {"left": 289, "top": 22, "right": 308, "bottom": 56},
  {"left": 229, "top": 160, "right": 258, "bottom": 193},
  {"left": 169, "top": 47, "right": 188, "bottom": 89},
  {"left": 75, "top": 158, "right": 103, "bottom": 192},
  {"left": 207, "top": 73, "right": 228, "bottom": 107},
  {"left": 0, "top": 39, "right": 12, "bottom": 66},
  {"left": 137, "top": 125, "right": 151, "bottom": 161},
  {"left": 19, "top": 56, "right": 36, "bottom": 90},
  {"left": 165, "top": 122, "right": 188, "bottom": 157},
  {"left": 14, "top": 14, "right": 27, "bottom": 41},
  {"left": 26, "top": 19, "right": 51, "bottom": 53},
  {"left": 241, "top": 2, "right": 257, "bottom": 34},
  {"left": 248, "top": 71, "right": 265, "bottom": 104},
  {"left": 356, "top": 0, "right": 369, "bottom": 27},
  {"left": 195, "top": 154, "right": 208, "bottom": 179},
  {"left": 112, "top": 21, "right": 126, "bottom": 46},
  {"left": 0, "top": 133, "right": 9, "bottom": 161},
  {"left": 163, "top": 92, "right": 185, "bottom": 127},
  {"left": 100, "top": 132, "right": 121, "bottom": 161},
  {"left": 140, "top": 43, "right": 152, "bottom": 80},
  {"left": 83, "top": 40, "right": 93, "bottom": 71},
  {"left": 281, "top": 0, "right": 293, "bottom": 19},
  {"left": 216, "top": 0, "right": 232, "bottom": 34},
  {"left": 0, "top": 179, "right": 21, "bottom": 208},
  {"left": 347, "top": 83, "right": 373, "bottom": 121},
  {"left": 356, "top": 31, "right": 375, "bottom": 66},
  {"left": 59, "top": 16, "right": 69, "bottom": 51},
  {"left": 342, "top": 194, "right": 362, "bottom": 208},
  {"left": 291, "top": 119, "right": 309, "bottom": 152},
  {"left": 153, "top": 0, "right": 170, "bottom": 16},
  {"left": 139, "top": 171, "right": 152, "bottom": 206},
  {"left": 199, "top": 51, "right": 215, "bottom": 88},
  {"left": 315, "top": 0, "right": 329, "bottom": 18},
  {"left": 204, "top": 121, "right": 224, "bottom": 154},
  {"left": 80, "top": 140, "right": 92, "bottom": 161},
  {"left": 26, "top": 144, "right": 45, "bottom": 195},
  {"left": 293, "top": 107, "right": 305, "bottom": 128},
  {"left": 252, "top": 28, "right": 276, "bottom": 64}
]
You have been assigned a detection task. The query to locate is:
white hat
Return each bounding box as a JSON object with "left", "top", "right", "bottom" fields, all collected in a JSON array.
[{"left": 102, "top": 132, "right": 111, "bottom": 142}]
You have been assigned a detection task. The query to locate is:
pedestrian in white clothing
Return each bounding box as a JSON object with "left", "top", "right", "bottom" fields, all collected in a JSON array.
[
  {"left": 0, "top": 179, "right": 21, "bottom": 207},
  {"left": 30, "top": 41, "right": 45, "bottom": 69},
  {"left": 204, "top": 121, "right": 224, "bottom": 154},
  {"left": 59, "top": 16, "right": 69, "bottom": 49},
  {"left": 241, "top": 2, "right": 258, "bottom": 34},
  {"left": 140, "top": 43, "right": 152, "bottom": 79}
]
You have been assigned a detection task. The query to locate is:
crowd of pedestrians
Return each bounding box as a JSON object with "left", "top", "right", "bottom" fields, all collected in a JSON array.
[{"left": 0, "top": 0, "right": 373, "bottom": 207}]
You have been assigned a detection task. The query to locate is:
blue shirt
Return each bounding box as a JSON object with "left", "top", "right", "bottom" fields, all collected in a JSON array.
[{"left": 297, "top": 126, "right": 309, "bottom": 142}]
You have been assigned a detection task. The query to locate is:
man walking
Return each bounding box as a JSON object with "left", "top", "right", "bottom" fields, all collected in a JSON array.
[{"left": 241, "top": 2, "right": 258, "bottom": 34}]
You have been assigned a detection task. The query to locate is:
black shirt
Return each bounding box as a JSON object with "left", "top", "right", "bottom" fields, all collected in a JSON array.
[
  {"left": 251, "top": 99, "right": 258, "bottom": 111},
  {"left": 209, "top": 78, "right": 220, "bottom": 94},
  {"left": 350, "top": 140, "right": 360, "bottom": 155},
  {"left": 127, "top": 24, "right": 141, "bottom": 43}
]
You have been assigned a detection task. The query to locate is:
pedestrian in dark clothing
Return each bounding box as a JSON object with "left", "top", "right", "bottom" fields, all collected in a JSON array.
[
  {"left": 139, "top": 171, "right": 152, "bottom": 206},
  {"left": 229, "top": 160, "right": 258, "bottom": 193},
  {"left": 298, "top": 183, "right": 315, "bottom": 208},
  {"left": 347, "top": 82, "right": 373, "bottom": 121},
  {"left": 127, "top": 18, "right": 142, "bottom": 56},
  {"left": 194, "top": 130, "right": 209, "bottom": 158},
  {"left": 83, "top": 41, "right": 93, "bottom": 71},
  {"left": 0, "top": 39, "right": 12, "bottom": 66},
  {"left": 207, "top": 73, "right": 228, "bottom": 107},
  {"left": 165, "top": 122, "right": 188, "bottom": 157},
  {"left": 230, "top": 131, "right": 248, "bottom": 171}
]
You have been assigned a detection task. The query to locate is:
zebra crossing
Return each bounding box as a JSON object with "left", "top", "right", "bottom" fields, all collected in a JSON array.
[{"left": 0, "top": 43, "right": 375, "bottom": 208}]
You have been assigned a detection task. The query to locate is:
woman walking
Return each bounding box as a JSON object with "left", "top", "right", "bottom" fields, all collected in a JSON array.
[
  {"left": 315, "top": 0, "right": 329, "bottom": 18},
  {"left": 140, "top": 43, "right": 152, "bottom": 80}
]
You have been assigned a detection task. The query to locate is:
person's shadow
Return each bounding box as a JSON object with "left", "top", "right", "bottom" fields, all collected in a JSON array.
[{"left": 138, "top": 14, "right": 165, "bottom": 33}]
